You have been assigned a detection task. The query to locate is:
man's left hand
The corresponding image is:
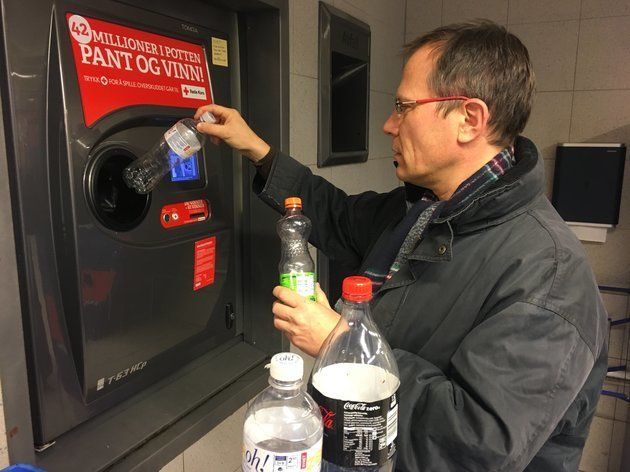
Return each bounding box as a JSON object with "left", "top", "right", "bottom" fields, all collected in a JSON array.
[{"left": 272, "top": 284, "right": 340, "bottom": 357}]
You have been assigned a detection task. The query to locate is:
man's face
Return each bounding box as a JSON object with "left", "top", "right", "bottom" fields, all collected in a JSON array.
[{"left": 383, "top": 46, "right": 461, "bottom": 188}]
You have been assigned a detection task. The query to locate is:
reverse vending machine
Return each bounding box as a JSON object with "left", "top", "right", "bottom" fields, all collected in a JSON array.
[{"left": 0, "top": 0, "right": 287, "bottom": 469}]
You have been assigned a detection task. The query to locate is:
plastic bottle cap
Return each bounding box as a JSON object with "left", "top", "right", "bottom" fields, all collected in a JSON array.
[
  {"left": 284, "top": 197, "right": 302, "bottom": 209},
  {"left": 200, "top": 111, "right": 217, "bottom": 124},
  {"left": 342, "top": 276, "right": 373, "bottom": 302},
  {"left": 268, "top": 352, "right": 304, "bottom": 382}
]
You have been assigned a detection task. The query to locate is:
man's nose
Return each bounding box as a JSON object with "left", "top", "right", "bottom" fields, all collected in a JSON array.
[{"left": 383, "top": 111, "right": 399, "bottom": 137}]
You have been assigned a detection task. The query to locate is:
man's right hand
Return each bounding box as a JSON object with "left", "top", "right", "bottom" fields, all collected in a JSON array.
[
  {"left": 272, "top": 284, "right": 341, "bottom": 358},
  {"left": 194, "top": 104, "right": 270, "bottom": 163}
]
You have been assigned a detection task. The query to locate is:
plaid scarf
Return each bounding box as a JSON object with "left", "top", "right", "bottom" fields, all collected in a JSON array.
[{"left": 363, "top": 147, "right": 515, "bottom": 290}]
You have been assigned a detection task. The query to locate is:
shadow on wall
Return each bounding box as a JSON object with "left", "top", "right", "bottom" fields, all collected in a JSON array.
[{"left": 539, "top": 124, "right": 630, "bottom": 164}]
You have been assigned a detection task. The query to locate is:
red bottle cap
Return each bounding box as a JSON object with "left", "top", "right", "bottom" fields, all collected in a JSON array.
[
  {"left": 342, "top": 276, "right": 373, "bottom": 302},
  {"left": 284, "top": 197, "right": 302, "bottom": 209}
]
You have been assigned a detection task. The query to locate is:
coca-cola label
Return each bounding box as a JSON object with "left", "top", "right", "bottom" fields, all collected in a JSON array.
[{"left": 310, "top": 387, "right": 398, "bottom": 468}]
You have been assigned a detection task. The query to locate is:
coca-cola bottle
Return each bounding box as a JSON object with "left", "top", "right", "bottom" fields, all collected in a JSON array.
[{"left": 310, "top": 276, "right": 399, "bottom": 471}]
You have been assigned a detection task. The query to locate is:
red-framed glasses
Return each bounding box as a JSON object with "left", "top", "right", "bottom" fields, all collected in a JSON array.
[{"left": 394, "top": 96, "right": 471, "bottom": 115}]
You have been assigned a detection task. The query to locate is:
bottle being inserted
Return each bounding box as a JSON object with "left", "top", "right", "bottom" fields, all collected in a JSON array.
[{"left": 123, "top": 111, "right": 216, "bottom": 194}]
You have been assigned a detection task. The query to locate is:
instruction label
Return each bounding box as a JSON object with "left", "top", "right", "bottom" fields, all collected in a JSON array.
[
  {"left": 211, "top": 37, "right": 228, "bottom": 66},
  {"left": 194, "top": 236, "right": 216, "bottom": 290}
]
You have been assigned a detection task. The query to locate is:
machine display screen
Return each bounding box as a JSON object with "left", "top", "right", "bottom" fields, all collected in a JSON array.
[{"left": 169, "top": 149, "right": 200, "bottom": 182}]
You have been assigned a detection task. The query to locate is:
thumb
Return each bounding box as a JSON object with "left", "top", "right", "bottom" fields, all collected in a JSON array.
[{"left": 315, "top": 283, "right": 331, "bottom": 309}]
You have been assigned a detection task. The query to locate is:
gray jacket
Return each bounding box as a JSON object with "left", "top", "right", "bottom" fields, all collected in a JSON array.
[{"left": 255, "top": 136, "right": 608, "bottom": 471}]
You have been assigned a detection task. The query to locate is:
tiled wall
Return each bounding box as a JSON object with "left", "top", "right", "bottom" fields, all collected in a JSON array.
[
  {"left": 159, "top": 1, "right": 407, "bottom": 470},
  {"left": 0, "top": 380, "right": 8, "bottom": 469},
  {"left": 159, "top": 405, "right": 248, "bottom": 472},
  {"left": 404, "top": 1, "right": 630, "bottom": 471},
  {"left": 290, "top": 0, "right": 404, "bottom": 192}
]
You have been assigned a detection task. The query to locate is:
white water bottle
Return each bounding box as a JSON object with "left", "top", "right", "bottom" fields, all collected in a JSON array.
[
  {"left": 242, "top": 352, "right": 323, "bottom": 472},
  {"left": 310, "top": 276, "right": 400, "bottom": 471},
  {"left": 122, "top": 111, "right": 216, "bottom": 194}
]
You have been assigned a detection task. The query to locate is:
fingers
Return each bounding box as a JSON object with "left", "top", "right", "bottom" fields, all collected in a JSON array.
[
  {"left": 272, "top": 300, "right": 293, "bottom": 322},
  {"left": 270, "top": 290, "right": 339, "bottom": 358},
  {"left": 272, "top": 286, "right": 304, "bottom": 308},
  {"left": 273, "top": 316, "right": 293, "bottom": 336},
  {"left": 196, "top": 121, "right": 228, "bottom": 138},
  {"left": 315, "top": 283, "right": 331, "bottom": 309},
  {"left": 194, "top": 103, "right": 235, "bottom": 120}
]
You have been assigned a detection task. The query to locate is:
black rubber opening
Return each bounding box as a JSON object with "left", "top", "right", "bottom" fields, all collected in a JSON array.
[{"left": 86, "top": 147, "right": 150, "bottom": 231}]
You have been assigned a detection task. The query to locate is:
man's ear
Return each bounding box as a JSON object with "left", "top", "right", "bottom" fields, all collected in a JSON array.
[{"left": 457, "top": 98, "right": 490, "bottom": 144}]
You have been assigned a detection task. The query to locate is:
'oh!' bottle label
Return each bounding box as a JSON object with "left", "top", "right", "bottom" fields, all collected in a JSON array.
[
  {"left": 242, "top": 436, "right": 322, "bottom": 472},
  {"left": 310, "top": 388, "right": 398, "bottom": 468}
]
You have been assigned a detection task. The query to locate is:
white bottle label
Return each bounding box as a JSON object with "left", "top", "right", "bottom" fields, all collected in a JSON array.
[
  {"left": 386, "top": 399, "right": 398, "bottom": 446},
  {"left": 242, "top": 436, "right": 322, "bottom": 472},
  {"left": 294, "top": 273, "right": 316, "bottom": 298},
  {"left": 164, "top": 124, "right": 200, "bottom": 158}
]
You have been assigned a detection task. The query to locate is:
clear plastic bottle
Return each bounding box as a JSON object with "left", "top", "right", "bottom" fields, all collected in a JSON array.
[
  {"left": 242, "top": 352, "right": 323, "bottom": 472},
  {"left": 309, "top": 276, "right": 400, "bottom": 472},
  {"left": 122, "top": 111, "right": 216, "bottom": 194},
  {"left": 277, "top": 197, "right": 317, "bottom": 301}
]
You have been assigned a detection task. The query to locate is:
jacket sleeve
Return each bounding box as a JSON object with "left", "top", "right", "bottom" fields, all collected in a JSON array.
[
  {"left": 393, "top": 301, "right": 595, "bottom": 472},
  {"left": 254, "top": 151, "right": 404, "bottom": 269}
]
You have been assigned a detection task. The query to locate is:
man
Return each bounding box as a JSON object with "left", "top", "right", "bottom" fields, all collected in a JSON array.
[{"left": 196, "top": 20, "right": 607, "bottom": 472}]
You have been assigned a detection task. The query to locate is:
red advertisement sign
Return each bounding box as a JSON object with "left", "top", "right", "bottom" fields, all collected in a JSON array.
[
  {"left": 160, "top": 199, "right": 210, "bottom": 229},
  {"left": 193, "top": 236, "right": 216, "bottom": 291},
  {"left": 66, "top": 13, "right": 213, "bottom": 127}
]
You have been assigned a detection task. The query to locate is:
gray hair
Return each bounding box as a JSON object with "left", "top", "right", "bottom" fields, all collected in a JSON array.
[{"left": 405, "top": 20, "right": 536, "bottom": 146}]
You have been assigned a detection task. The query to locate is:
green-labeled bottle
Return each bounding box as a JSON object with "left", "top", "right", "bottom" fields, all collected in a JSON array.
[{"left": 277, "top": 197, "right": 317, "bottom": 301}]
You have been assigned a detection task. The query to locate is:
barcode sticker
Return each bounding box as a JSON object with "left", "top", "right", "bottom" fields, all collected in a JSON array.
[{"left": 386, "top": 403, "right": 398, "bottom": 445}]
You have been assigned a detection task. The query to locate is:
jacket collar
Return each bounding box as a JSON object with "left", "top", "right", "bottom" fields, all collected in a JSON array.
[
  {"left": 398, "top": 136, "right": 543, "bottom": 265},
  {"left": 404, "top": 136, "right": 543, "bottom": 234},
  {"left": 444, "top": 136, "right": 542, "bottom": 233}
]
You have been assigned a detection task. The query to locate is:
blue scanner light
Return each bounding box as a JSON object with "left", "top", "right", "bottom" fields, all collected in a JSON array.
[{"left": 169, "top": 149, "right": 200, "bottom": 182}]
